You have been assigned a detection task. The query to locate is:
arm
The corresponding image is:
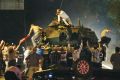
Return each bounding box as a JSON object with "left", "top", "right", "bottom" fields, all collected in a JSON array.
[
  {"left": 104, "top": 29, "right": 111, "bottom": 36},
  {"left": 28, "top": 26, "right": 33, "bottom": 35},
  {"left": 110, "top": 54, "right": 114, "bottom": 65},
  {"left": 58, "top": 15, "right": 61, "bottom": 23},
  {"left": 15, "top": 35, "right": 30, "bottom": 51},
  {"left": 106, "top": 29, "right": 111, "bottom": 32},
  {"left": 0, "top": 40, "right": 5, "bottom": 50},
  {"left": 98, "top": 42, "right": 102, "bottom": 51},
  {"left": 15, "top": 44, "right": 20, "bottom": 51}
]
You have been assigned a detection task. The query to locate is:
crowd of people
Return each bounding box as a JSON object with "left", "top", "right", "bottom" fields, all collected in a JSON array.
[
  {"left": 0, "top": 9, "right": 119, "bottom": 80},
  {"left": 0, "top": 37, "right": 115, "bottom": 80}
]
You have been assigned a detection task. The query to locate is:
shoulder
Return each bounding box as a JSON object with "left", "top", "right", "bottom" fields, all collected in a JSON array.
[
  {"left": 111, "top": 53, "right": 116, "bottom": 57},
  {"left": 30, "top": 26, "right": 33, "bottom": 29}
]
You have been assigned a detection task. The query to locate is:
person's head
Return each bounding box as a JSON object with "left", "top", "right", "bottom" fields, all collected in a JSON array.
[
  {"left": 16, "top": 64, "right": 22, "bottom": 70},
  {"left": 31, "top": 24, "right": 35, "bottom": 27},
  {"left": 93, "top": 43, "right": 99, "bottom": 49},
  {"left": 31, "top": 23, "right": 37, "bottom": 27},
  {"left": 56, "top": 9, "right": 61, "bottom": 15},
  {"left": 115, "top": 47, "right": 120, "bottom": 53},
  {"left": 60, "top": 47, "right": 64, "bottom": 51},
  {"left": 26, "top": 46, "right": 32, "bottom": 50},
  {"left": 74, "top": 45, "right": 79, "bottom": 50},
  {"left": 8, "top": 46, "right": 14, "bottom": 53},
  {"left": 12, "top": 44, "right": 17, "bottom": 50}
]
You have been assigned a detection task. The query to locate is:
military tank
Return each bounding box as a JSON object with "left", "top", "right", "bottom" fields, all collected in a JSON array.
[
  {"left": 33, "top": 19, "right": 105, "bottom": 78},
  {"left": 46, "top": 18, "right": 98, "bottom": 47}
]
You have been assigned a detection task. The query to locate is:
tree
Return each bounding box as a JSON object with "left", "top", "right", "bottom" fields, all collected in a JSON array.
[
  {"left": 108, "top": 0, "right": 120, "bottom": 43},
  {"left": 108, "top": 0, "right": 120, "bottom": 30}
]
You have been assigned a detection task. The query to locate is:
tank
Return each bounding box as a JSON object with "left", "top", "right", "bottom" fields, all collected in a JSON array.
[{"left": 46, "top": 18, "right": 98, "bottom": 46}]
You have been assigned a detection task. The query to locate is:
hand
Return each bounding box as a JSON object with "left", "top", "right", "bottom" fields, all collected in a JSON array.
[
  {"left": 27, "top": 34, "right": 30, "bottom": 36},
  {"left": 0, "top": 40, "right": 4, "bottom": 44}
]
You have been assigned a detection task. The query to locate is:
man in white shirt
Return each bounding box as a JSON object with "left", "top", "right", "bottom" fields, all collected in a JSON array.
[
  {"left": 72, "top": 41, "right": 83, "bottom": 62},
  {"left": 56, "top": 9, "right": 72, "bottom": 26},
  {"left": 23, "top": 46, "right": 32, "bottom": 74}
]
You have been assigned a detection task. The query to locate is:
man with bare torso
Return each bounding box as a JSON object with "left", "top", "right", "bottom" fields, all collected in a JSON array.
[
  {"left": 28, "top": 24, "right": 43, "bottom": 47},
  {"left": 100, "top": 28, "right": 111, "bottom": 47}
]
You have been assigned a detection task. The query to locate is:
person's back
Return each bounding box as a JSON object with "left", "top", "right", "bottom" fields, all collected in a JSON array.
[
  {"left": 36, "top": 45, "right": 44, "bottom": 56},
  {"left": 101, "top": 28, "right": 110, "bottom": 37},
  {"left": 111, "top": 54, "right": 120, "bottom": 70},
  {"left": 31, "top": 25, "right": 41, "bottom": 34},
  {"left": 4, "top": 65, "right": 22, "bottom": 80},
  {"left": 26, "top": 53, "right": 40, "bottom": 67},
  {"left": 26, "top": 48, "right": 41, "bottom": 80},
  {"left": 23, "top": 47, "right": 31, "bottom": 64},
  {"left": 100, "top": 28, "right": 111, "bottom": 47},
  {"left": 7, "top": 47, "right": 16, "bottom": 67},
  {"left": 110, "top": 47, "right": 120, "bottom": 70}
]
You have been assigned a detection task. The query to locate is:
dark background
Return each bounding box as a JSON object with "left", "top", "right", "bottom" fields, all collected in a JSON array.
[
  {"left": 0, "top": 0, "right": 119, "bottom": 47},
  {"left": 0, "top": 10, "right": 24, "bottom": 44}
]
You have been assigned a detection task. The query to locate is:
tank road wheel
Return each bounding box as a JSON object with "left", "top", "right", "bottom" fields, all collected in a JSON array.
[{"left": 75, "top": 59, "right": 92, "bottom": 77}]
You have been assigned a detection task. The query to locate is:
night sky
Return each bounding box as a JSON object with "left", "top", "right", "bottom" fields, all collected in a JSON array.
[
  {"left": 0, "top": 0, "right": 119, "bottom": 48},
  {"left": 0, "top": 10, "right": 25, "bottom": 43}
]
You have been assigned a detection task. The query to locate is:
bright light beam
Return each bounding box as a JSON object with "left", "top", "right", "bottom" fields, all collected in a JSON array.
[{"left": 102, "top": 64, "right": 113, "bottom": 70}]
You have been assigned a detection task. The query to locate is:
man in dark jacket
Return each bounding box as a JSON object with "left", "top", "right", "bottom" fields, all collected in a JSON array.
[{"left": 110, "top": 47, "right": 120, "bottom": 70}]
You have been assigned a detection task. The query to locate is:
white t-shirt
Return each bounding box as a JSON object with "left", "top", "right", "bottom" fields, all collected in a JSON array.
[
  {"left": 23, "top": 50, "right": 31, "bottom": 64},
  {"left": 60, "top": 11, "right": 69, "bottom": 18}
]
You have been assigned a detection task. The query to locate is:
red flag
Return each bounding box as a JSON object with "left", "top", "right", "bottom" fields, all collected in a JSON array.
[{"left": 19, "top": 35, "right": 30, "bottom": 44}]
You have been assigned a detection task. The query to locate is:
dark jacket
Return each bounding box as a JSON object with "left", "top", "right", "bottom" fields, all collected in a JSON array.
[{"left": 110, "top": 53, "right": 120, "bottom": 70}]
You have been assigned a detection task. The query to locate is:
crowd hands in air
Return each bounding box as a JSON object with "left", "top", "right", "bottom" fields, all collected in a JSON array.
[
  {"left": 0, "top": 9, "right": 119, "bottom": 80},
  {"left": 0, "top": 34, "right": 112, "bottom": 80}
]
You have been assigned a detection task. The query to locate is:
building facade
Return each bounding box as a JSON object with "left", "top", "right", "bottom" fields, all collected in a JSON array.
[{"left": 0, "top": 0, "right": 24, "bottom": 10}]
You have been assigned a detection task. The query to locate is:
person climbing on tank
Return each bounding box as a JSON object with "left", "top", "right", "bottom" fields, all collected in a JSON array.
[
  {"left": 100, "top": 28, "right": 111, "bottom": 47},
  {"left": 56, "top": 9, "right": 72, "bottom": 27},
  {"left": 19, "top": 24, "right": 43, "bottom": 47}
]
